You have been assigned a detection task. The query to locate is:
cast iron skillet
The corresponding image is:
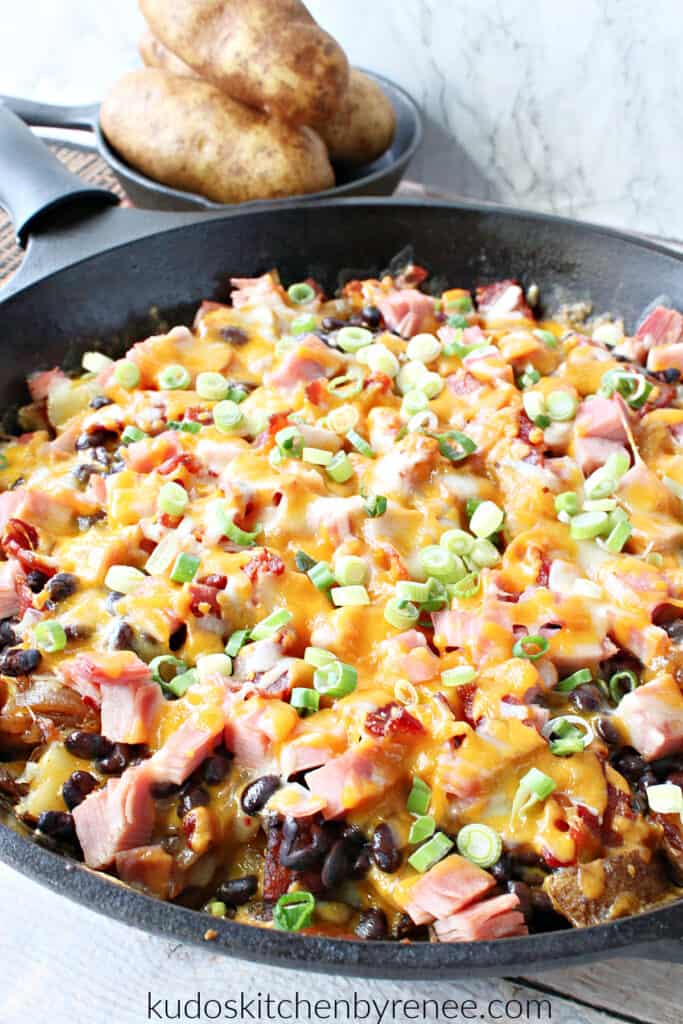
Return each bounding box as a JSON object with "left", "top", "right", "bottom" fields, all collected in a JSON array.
[
  {"left": 0, "top": 68, "right": 422, "bottom": 211},
  {"left": 1, "top": 104, "right": 682, "bottom": 977}
]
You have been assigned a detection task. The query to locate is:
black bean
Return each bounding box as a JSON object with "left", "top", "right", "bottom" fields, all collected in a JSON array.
[
  {"left": 351, "top": 845, "right": 372, "bottom": 879},
  {"left": 76, "top": 427, "right": 117, "bottom": 450},
  {"left": 105, "top": 591, "right": 124, "bottom": 615},
  {"left": 393, "top": 912, "right": 428, "bottom": 941},
  {"left": 569, "top": 683, "right": 603, "bottom": 713},
  {"left": 361, "top": 305, "right": 383, "bottom": 329},
  {"left": 507, "top": 880, "right": 533, "bottom": 924},
  {"left": 77, "top": 512, "right": 105, "bottom": 532},
  {"left": 62, "top": 770, "right": 98, "bottom": 810},
  {"left": 25, "top": 569, "right": 47, "bottom": 593},
  {"left": 37, "top": 810, "right": 76, "bottom": 843},
  {"left": 490, "top": 854, "right": 512, "bottom": 884},
  {"left": 663, "top": 619, "right": 683, "bottom": 643},
  {"left": 370, "top": 823, "right": 401, "bottom": 873},
  {"left": 65, "top": 730, "right": 114, "bottom": 760},
  {"left": 669, "top": 770, "right": 683, "bottom": 789},
  {"left": 64, "top": 624, "right": 93, "bottom": 642},
  {"left": 663, "top": 368, "right": 681, "bottom": 383},
  {"left": 596, "top": 716, "right": 620, "bottom": 746},
  {"left": 9, "top": 477, "right": 25, "bottom": 490},
  {"left": 240, "top": 775, "right": 281, "bottom": 815},
  {"left": 341, "top": 824, "right": 366, "bottom": 857},
  {"left": 0, "top": 647, "right": 41, "bottom": 676},
  {"left": 280, "top": 818, "right": 330, "bottom": 871},
  {"left": 651, "top": 755, "right": 683, "bottom": 779},
  {"left": 0, "top": 622, "right": 17, "bottom": 649},
  {"left": 216, "top": 875, "right": 258, "bottom": 907},
  {"left": 355, "top": 908, "right": 388, "bottom": 941},
  {"left": 321, "top": 839, "right": 352, "bottom": 889},
  {"left": 107, "top": 454, "right": 125, "bottom": 475},
  {"left": 96, "top": 742, "right": 132, "bottom": 776},
  {"left": 150, "top": 780, "right": 181, "bottom": 799},
  {"left": 73, "top": 464, "right": 98, "bottom": 486},
  {"left": 612, "top": 747, "right": 647, "bottom": 782},
  {"left": 89, "top": 395, "right": 112, "bottom": 410},
  {"left": 107, "top": 619, "right": 135, "bottom": 651},
  {"left": 219, "top": 326, "right": 248, "bottom": 345},
  {"left": 637, "top": 769, "right": 659, "bottom": 794},
  {"left": 321, "top": 316, "right": 347, "bottom": 332},
  {"left": 202, "top": 752, "right": 232, "bottom": 786},
  {"left": 178, "top": 785, "right": 209, "bottom": 817},
  {"left": 530, "top": 888, "right": 553, "bottom": 915},
  {"left": 347, "top": 313, "right": 365, "bottom": 327},
  {"left": 46, "top": 573, "right": 78, "bottom": 603},
  {"left": 169, "top": 624, "right": 187, "bottom": 652}
]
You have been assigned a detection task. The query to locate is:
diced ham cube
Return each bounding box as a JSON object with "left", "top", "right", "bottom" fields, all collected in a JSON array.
[
  {"left": 224, "top": 696, "right": 298, "bottom": 770},
  {"left": 0, "top": 490, "right": 25, "bottom": 534},
  {"left": 476, "top": 280, "right": 533, "bottom": 321},
  {"left": 148, "top": 714, "right": 223, "bottom": 785},
  {"left": 266, "top": 337, "right": 342, "bottom": 390},
  {"left": 230, "top": 273, "right": 287, "bottom": 310},
  {"left": 575, "top": 396, "right": 628, "bottom": 443},
  {"left": 376, "top": 288, "right": 435, "bottom": 338},
  {"left": 279, "top": 727, "right": 347, "bottom": 779},
  {"left": 61, "top": 652, "right": 152, "bottom": 694},
  {"left": 385, "top": 629, "right": 441, "bottom": 683},
  {"left": 433, "top": 893, "right": 528, "bottom": 941},
  {"left": 100, "top": 679, "right": 162, "bottom": 745},
  {"left": 265, "top": 782, "right": 327, "bottom": 819},
  {"left": 616, "top": 675, "right": 683, "bottom": 761},
  {"left": 404, "top": 853, "right": 496, "bottom": 924},
  {"left": 636, "top": 306, "right": 683, "bottom": 348},
  {"left": 305, "top": 743, "right": 402, "bottom": 819},
  {"left": 574, "top": 436, "right": 628, "bottom": 476},
  {"left": 0, "top": 559, "right": 21, "bottom": 619},
  {"left": 124, "top": 431, "right": 182, "bottom": 473},
  {"left": 73, "top": 764, "right": 154, "bottom": 868}
]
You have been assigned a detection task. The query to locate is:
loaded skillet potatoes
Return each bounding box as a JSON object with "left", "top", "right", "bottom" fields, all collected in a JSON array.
[{"left": 2, "top": 260, "right": 683, "bottom": 942}]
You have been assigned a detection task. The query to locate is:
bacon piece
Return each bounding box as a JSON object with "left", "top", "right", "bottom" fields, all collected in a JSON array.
[
  {"left": 376, "top": 288, "right": 435, "bottom": 339},
  {"left": 433, "top": 893, "right": 527, "bottom": 941},
  {"left": 616, "top": 674, "right": 683, "bottom": 761},
  {"left": 365, "top": 702, "right": 424, "bottom": 738},
  {"left": 242, "top": 549, "right": 285, "bottom": 584},
  {"left": 636, "top": 306, "right": 683, "bottom": 349},
  {"left": 404, "top": 853, "right": 497, "bottom": 925},
  {"left": 148, "top": 715, "right": 223, "bottom": 785},
  {"left": 73, "top": 764, "right": 154, "bottom": 868},
  {"left": 476, "top": 280, "right": 533, "bottom": 321}
]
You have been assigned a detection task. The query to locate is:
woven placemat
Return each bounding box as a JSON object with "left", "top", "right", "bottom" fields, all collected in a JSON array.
[{"left": 0, "top": 144, "right": 127, "bottom": 286}]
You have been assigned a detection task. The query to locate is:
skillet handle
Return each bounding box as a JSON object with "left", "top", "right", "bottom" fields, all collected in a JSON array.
[
  {"left": 0, "top": 95, "right": 99, "bottom": 131},
  {"left": 0, "top": 104, "right": 117, "bottom": 243}
]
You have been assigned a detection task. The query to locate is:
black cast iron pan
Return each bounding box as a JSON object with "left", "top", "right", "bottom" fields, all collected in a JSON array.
[
  {"left": 0, "top": 67, "right": 422, "bottom": 211},
  {"left": 1, "top": 103, "right": 683, "bottom": 976}
]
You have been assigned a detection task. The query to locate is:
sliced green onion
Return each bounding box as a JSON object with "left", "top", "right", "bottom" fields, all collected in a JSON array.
[
  {"left": 469, "top": 500, "right": 504, "bottom": 539},
  {"left": 276, "top": 426, "right": 304, "bottom": 458},
  {"left": 250, "top": 609, "right": 293, "bottom": 642},
  {"left": 196, "top": 371, "right": 229, "bottom": 401},
  {"left": 225, "top": 629, "right": 250, "bottom": 657},
  {"left": 170, "top": 552, "right": 200, "bottom": 583},
  {"left": 291, "top": 687, "right": 320, "bottom": 717},
  {"left": 336, "top": 326, "right": 373, "bottom": 352},
  {"left": 583, "top": 498, "right": 617, "bottom": 512},
  {"left": 213, "top": 400, "right": 244, "bottom": 433},
  {"left": 226, "top": 385, "right": 249, "bottom": 404},
  {"left": 550, "top": 734, "right": 586, "bottom": 756},
  {"left": 446, "top": 313, "right": 469, "bottom": 331},
  {"left": 0, "top": 454, "right": 8, "bottom": 471},
  {"left": 158, "top": 364, "right": 191, "bottom": 390},
  {"left": 364, "top": 494, "right": 387, "bottom": 518},
  {"left": 401, "top": 389, "right": 430, "bottom": 417},
  {"left": 114, "top": 361, "right": 140, "bottom": 390},
  {"left": 346, "top": 429, "right": 375, "bottom": 458},
  {"left": 158, "top": 481, "right": 188, "bottom": 517},
  {"left": 295, "top": 550, "right": 316, "bottom": 572},
  {"left": 82, "top": 351, "right": 113, "bottom": 374},
  {"left": 302, "top": 446, "right": 333, "bottom": 466},
  {"left": 334, "top": 555, "right": 368, "bottom": 586},
  {"left": 196, "top": 653, "right": 233, "bottom": 682},
  {"left": 384, "top": 597, "right": 419, "bottom": 629},
  {"left": 34, "top": 620, "right": 67, "bottom": 653},
  {"left": 330, "top": 584, "right": 369, "bottom": 607},
  {"left": 273, "top": 890, "right": 315, "bottom": 931},
  {"left": 583, "top": 468, "right": 617, "bottom": 501},
  {"left": 287, "top": 282, "right": 315, "bottom": 305},
  {"left": 523, "top": 391, "right": 547, "bottom": 424},
  {"left": 167, "top": 419, "right": 201, "bottom": 434},
  {"left": 166, "top": 667, "right": 199, "bottom": 697},
  {"left": 440, "top": 529, "right": 474, "bottom": 556},
  {"left": 419, "top": 371, "right": 444, "bottom": 399},
  {"left": 469, "top": 538, "right": 501, "bottom": 568},
  {"left": 217, "top": 508, "right": 260, "bottom": 547},
  {"left": 406, "top": 776, "right": 431, "bottom": 815},
  {"left": 518, "top": 366, "right": 541, "bottom": 389},
  {"left": 570, "top": 510, "right": 610, "bottom": 540},
  {"left": 121, "top": 425, "right": 147, "bottom": 445},
  {"left": 533, "top": 328, "right": 558, "bottom": 349},
  {"left": 207, "top": 901, "right": 227, "bottom": 918},
  {"left": 432, "top": 430, "right": 476, "bottom": 463},
  {"left": 546, "top": 391, "right": 578, "bottom": 422},
  {"left": 443, "top": 331, "right": 487, "bottom": 360},
  {"left": 456, "top": 824, "right": 503, "bottom": 868},
  {"left": 407, "top": 334, "right": 441, "bottom": 363},
  {"left": 646, "top": 783, "right": 683, "bottom": 815},
  {"left": 511, "top": 767, "right": 556, "bottom": 819},
  {"left": 609, "top": 669, "right": 639, "bottom": 705},
  {"left": 395, "top": 580, "right": 432, "bottom": 603},
  {"left": 441, "top": 665, "right": 477, "bottom": 687},
  {"left": 602, "top": 518, "right": 632, "bottom": 553},
  {"left": 408, "top": 832, "right": 454, "bottom": 873},
  {"left": 599, "top": 368, "right": 653, "bottom": 409},
  {"left": 419, "top": 545, "right": 464, "bottom": 584},
  {"left": 308, "top": 561, "right": 336, "bottom": 592},
  {"left": 556, "top": 668, "right": 592, "bottom": 693},
  {"left": 313, "top": 660, "right": 358, "bottom": 698},
  {"left": 104, "top": 564, "right": 146, "bottom": 594},
  {"left": 326, "top": 452, "right": 354, "bottom": 483},
  {"left": 366, "top": 344, "right": 400, "bottom": 378},
  {"left": 149, "top": 654, "right": 186, "bottom": 685},
  {"left": 291, "top": 313, "right": 318, "bottom": 335},
  {"left": 449, "top": 572, "right": 480, "bottom": 600},
  {"left": 304, "top": 646, "right": 335, "bottom": 668},
  {"left": 409, "top": 815, "right": 436, "bottom": 844},
  {"left": 447, "top": 295, "right": 473, "bottom": 313},
  {"left": 512, "top": 634, "right": 549, "bottom": 660},
  {"left": 397, "top": 360, "right": 429, "bottom": 395},
  {"left": 326, "top": 405, "right": 359, "bottom": 433},
  {"left": 327, "top": 374, "right": 363, "bottom": 398},
  {"left": 605, "top": 450, "right": 630, "bottom": 479}
]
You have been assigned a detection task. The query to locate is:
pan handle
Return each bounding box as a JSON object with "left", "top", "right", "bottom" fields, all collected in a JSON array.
[
  {"left": 0, "top": 95, "right": 99, "bottom": 132},
  {"left": 0, "top": 103, "right": 117, "bottom": 242}
]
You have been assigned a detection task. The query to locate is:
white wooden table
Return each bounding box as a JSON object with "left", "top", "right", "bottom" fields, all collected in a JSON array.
[{"left": 1, "top": 860, "right": 681, "bottom": 1024}]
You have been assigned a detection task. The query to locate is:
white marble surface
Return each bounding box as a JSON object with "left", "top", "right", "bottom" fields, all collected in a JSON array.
[{"left": 1, "top": 0, "right": 682, "bottom": 236}]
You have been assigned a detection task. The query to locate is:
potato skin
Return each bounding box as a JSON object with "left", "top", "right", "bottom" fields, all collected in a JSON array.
[
  {"left": 318, "top": 68, "right": 396, "bottom": 165},
  {"left": 139, "top": 0, "right": 349, "bottom": 126},
  {"left": 101, "top": 69, "right": 334, "bottom": 203},
  {"left": 138, "top": 27, "right": 198, "bottom": 79}
]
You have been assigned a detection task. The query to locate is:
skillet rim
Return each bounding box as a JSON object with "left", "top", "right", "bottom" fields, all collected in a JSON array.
[{"left": 1, "top": 195, "right": 683, "bottom": 974}]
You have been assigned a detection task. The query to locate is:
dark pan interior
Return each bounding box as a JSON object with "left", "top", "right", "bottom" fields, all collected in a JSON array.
[{"left": 1, "top": 198, "right": 683, "bottom": 974}]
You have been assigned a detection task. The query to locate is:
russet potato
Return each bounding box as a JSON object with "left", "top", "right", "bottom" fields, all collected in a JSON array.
[
  {"left": 138, "top": 26, "right": 198, "bottom": 79},
  {"left": 139, "top": 0, "right": 349, "bottom": 126},
  {"left": 101, "top": 69, "right": 334, "bottom": 203},
  {"left": 318, "top": 68, "right": 396, "bottom": 165}
]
